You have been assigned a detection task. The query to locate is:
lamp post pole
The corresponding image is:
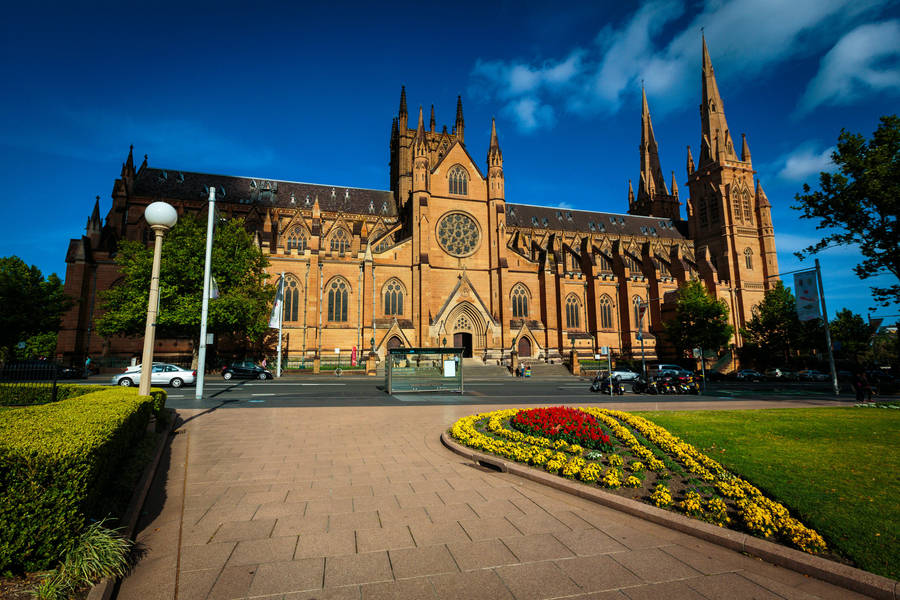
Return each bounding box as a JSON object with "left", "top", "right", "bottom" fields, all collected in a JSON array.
[
  {"left": 196, "top": 187, "right": 216, "bottom": 400},
  {"left": 139, "top": 202, "right": 177, "bottom": 396}
]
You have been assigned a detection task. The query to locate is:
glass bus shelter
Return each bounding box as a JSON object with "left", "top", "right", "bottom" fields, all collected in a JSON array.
[{"left": 385, "top": 347, "right": 464, "bottom": 394}]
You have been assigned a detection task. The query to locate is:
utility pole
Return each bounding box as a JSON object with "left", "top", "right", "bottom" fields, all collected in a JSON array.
[
  {"left": 815, "top": 259, "right": 839, "bottom": 396},
  {"left": 196, "top": 187, "right": 216, "bottom": 400}
]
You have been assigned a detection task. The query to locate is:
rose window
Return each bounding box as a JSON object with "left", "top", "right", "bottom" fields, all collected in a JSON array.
[{"left": 437, "top": 212, "right": 480, "bottom": 257}]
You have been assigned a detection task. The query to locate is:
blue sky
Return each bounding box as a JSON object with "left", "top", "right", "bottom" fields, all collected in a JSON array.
[{"left": 1, "top": 0, "right": 898, "bottom": 322}]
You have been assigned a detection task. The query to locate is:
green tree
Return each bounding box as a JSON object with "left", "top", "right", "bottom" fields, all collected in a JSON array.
[
  {"left": 829, "top": 309, "right": 870, "bottom": 363},
  {"left": 96, "top": 215, "right": 274, "bottom": 363},
  {"left": 740, "top": 281, "right": 803, "bottom": 367},
  {"left": 0, "top": 256, "right": 72, "bottom": 361},
  {"left": 664, "top": 279, "right": 733, "bottom": 359},
  {"left": 793, "top": 115, "right": 900, "bottom": 306}
]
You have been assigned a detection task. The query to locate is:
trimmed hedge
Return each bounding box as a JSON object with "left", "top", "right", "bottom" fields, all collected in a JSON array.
[
  {"left": 0, "top": 383, "right": 109, "bottom": 406},
  {"left": 0, "top": 388, "right": 155, "bottom": 572}
]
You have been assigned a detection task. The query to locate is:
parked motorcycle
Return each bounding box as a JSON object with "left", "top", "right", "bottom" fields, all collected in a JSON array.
[
  {"left": 676, "top": 374, "right": 701, "bottom": 394},
  {"left": 591, "top": 374, "right": 625, "bottom": 395}
]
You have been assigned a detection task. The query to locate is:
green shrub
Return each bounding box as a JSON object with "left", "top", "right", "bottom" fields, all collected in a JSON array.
[
  {"left": 0, "top": 388, "right": 154, "bottom": 572},
  {"left": 0, "top": 383, "right": 109, "bottom": 406}
]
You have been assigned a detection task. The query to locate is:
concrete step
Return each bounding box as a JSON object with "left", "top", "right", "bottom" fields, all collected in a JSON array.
[{"left": 521, "top": 362, "right": 573, "bottom": 378}]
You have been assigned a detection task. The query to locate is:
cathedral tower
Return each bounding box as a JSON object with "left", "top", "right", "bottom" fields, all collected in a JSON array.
[
  {"left": 629, "top": 87, "right": 680, "bottom": 220},
  {"left": 686, "top": 37, "right": 779, "bottom": 334}
]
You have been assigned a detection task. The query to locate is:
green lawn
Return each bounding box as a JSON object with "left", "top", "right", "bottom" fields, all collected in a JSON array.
[{"left": 635, "top": 407, "right": 899, "bottom": 580}]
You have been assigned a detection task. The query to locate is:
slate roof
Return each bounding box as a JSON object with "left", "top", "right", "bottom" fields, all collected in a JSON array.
[
  {"left": 132, "top": 168, "right": 398, "bottom": 217},
  {"left": 505, "top": 203, "right": 688, "bottom": 240}
]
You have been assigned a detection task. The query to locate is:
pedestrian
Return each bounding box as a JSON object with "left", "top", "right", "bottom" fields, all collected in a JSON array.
[
  {"left": 83, "top": 355, "right": 92, "bottom": 378},
  {"left": 261, "top": 357, "right": 268, "bottom": 369},
  {"left": 853, "top": 371, "right": 865, "bottom": 402},
  {"left": 861, "top": 372, "right": 873, "bottom": 401}
]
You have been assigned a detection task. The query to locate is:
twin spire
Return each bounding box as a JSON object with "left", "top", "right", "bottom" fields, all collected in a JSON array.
[
  {"left": 399, "top": 87, "right": 482, "bottom": 155},
  {"left": 640, "top": 85, "right": 669, "bottom": 197}
]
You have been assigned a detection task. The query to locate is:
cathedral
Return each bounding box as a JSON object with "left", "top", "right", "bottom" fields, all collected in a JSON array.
[{"left": 58, "top": 39, "right": 778, "bottom": 368}]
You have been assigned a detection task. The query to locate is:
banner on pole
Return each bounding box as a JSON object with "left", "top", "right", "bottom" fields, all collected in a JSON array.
[
  {"left": 210, "top": 276, "right": 220, "bottom": 299},
  {"left": 794, "top": 271, "right": 821, "bottom": 321},
  {"left": 268, "top": 275, "right": 285, "bottom": 328}
]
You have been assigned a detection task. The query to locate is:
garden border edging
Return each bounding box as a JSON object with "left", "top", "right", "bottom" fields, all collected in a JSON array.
[
  {"left": 440, "top": 431, "right": 898, "bottom": 600},
  {"left": 87, "top": 409, "right": 176, "bottom": 600}
]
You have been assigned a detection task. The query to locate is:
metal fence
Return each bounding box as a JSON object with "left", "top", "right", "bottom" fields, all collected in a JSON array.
[{"left": 0, "top": 361, "right": 66, "bottom": 404}]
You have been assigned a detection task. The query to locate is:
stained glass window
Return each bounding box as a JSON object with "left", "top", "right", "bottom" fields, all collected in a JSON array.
[
  {"left": 437, "top": 212, "right": 479, "bottom": 257},
  {"left": 384, "top": 279, "right": 404, "bottom": 315},
  {"left": 565, "top": 295, "right": 581, "bottom": 329},
  {"left": 330, "top": 228, "right": 350, "bottom": 254},
  {"left": 599, "top": 295, "right": 612, "bottom": 329},
  {"left": 327, "top": 279, "right": 349, "bottom": 322},
  {"left": 448, "top": 165, "right": 468, "bottom": 195},
  {"left": 512, "top": 285, "right": 528, "bottom": 318}
]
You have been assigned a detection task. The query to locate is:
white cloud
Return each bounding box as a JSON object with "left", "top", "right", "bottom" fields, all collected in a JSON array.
[
  {"left": 470, "top": 0, "right": 888, "bottom": 131},
  {"left": 776, "top": 143, "right": 836, "bottom": 180},
  {"left": 502, "top": 97, "right": 556, "bottom": 133},
  {"left": 799, "top": 20, "right": 900, "bottom": 113}
]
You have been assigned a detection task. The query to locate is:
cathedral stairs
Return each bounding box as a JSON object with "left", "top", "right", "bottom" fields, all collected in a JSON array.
[
  {"left": 521, "top": 362, "right": 575, "bottom": 379},
  {"left": 461, "top": 359, "right": 512, "bottom": 379}
]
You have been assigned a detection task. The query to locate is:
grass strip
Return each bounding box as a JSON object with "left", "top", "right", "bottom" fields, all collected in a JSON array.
[{"left": 635, "top": 407, "right": 899, "bottom": 580}]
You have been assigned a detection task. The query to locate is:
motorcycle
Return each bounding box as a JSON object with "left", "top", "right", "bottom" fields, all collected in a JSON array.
[
  {"left": 676, "top": 374, "right": 701, "bottom": 394},
  {"left": 591, "top": 374, "right": 625, "bottom": 395},
  {"left": 658, "top": 375, "right": 677, "bottom": 394}
]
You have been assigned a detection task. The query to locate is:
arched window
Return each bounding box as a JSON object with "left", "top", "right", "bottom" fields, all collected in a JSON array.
[
  {"left": 327, "top": 278, "right": 349, "bottom": 322},
  {"left": 511, "top": 285, "right": 529, "bottom": 318},
  {"left": 598, "top": 254, "right": 613, "bottom": 273},
  {"left": 285, "top": 228, "right": 307, "bottom": 254},
  {"left": 624, "top": 254, "right": 640, "bottom": 271},
  {"left": 374, "top": 233, "right": 393, "bottom": 253},
  {"left": 330, "top": 228, "right": 350, "bottom": 254},
  {"left": 448, "top": 165, "right": 468, "bottom": 196},
  {"left": 744, "top": 247, "right": 753, "bottom": 270},
  {"left": 599, "top": 295, "right": 613, "bottom": 329},
  {"left": 633, "top": 295, "right": 645, "bottom": 330},
  {"left": 284, "top": 276, "right": 301, "bottom": 322},
  {"left": 743, "top": 191, "right": 753, "bottom": 223},
  {"left": 565, "top": 294, "right": 581, "bottom": 329},
  {"left": 383, "top": 279, "right": 404, "bottom": 316},
  {"left": 733, "top": 192, "right": 743, "bottom": 221}
]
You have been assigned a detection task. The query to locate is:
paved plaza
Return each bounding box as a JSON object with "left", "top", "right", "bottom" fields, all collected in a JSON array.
[{"left": 117, "top": 397, "right": 868, "bottom": 600}]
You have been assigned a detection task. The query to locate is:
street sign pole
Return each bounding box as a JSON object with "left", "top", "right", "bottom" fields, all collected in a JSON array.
[{"left": 815, "top": 259, "right": 839, "bottom": 396}]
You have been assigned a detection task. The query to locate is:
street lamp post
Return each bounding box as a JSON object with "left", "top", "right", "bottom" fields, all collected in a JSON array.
[{"left": 139, "top": 202, "right": 178, "bottom": 396}]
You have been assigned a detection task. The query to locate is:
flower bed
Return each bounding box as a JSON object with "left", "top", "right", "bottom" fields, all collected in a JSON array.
[{"left": 449, "top": 407, "right": 827, "bottom": 555}]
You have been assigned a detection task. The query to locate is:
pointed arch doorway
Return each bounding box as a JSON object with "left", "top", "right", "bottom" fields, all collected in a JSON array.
[
  {"left": 453, "top": 332, "right": 473, "bottom": 358},
  {"left": 517, "top": 336, "right": 532, "bottom": 358}
]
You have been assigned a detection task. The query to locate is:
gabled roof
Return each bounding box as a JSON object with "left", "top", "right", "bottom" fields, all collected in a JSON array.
[
  {"left": 132, "top": 168, "right": 398, "bottom": 217},
  {"left": 505, "top": 203, "right": 687, "bottom": 240}
]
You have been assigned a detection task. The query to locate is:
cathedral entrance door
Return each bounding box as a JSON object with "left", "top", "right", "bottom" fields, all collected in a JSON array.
[
  {"left": 387, "top": 336, "right": 403, "bottom": 350},
  {"left": 453, "top": 332, "right": 473, "bottom": 358},
  {"left": 518, "top": 336, "right": 532, "bottom": 358}
]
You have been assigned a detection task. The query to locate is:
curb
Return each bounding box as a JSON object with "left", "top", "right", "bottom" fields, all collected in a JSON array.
[
  {"left": 87, "top": 410, "right": 176, "bottom": 600},
  {"left": 440, "top": 431, "right": 898, "bottom": 600}
]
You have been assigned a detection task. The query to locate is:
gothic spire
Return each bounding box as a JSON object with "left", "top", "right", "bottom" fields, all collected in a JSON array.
[
  {"left": 671, "top": 171, "right": 679, "bottom": 197},
  {"left": 429, "top": 104, "right": 436, "bottom": 132},
  {"left": 741, "top": 133, "right": 751, "bottom": 163},
  {"left": 121, "top": 144, "right": 134, "bottom": 177},
  {"left": 639, "top": 86, "right": 668, "bottom": 197},
  {"left": 399, "top": 85, "right": 408, "bottom": 119},
  {"left": 756, "top": 179, "right": 770, "bottom": 207},
  {"left": 686, "top": 145, "right": 695, "bottom": 176},
  {"left": 628, "top": 179, "right": 635, "bottom": 205},
  {"left": 414, "top": 105, "right": 427, "bottom": 155},
  {"left": 488, "top": 118, "right": 502, "bottom": 163},
  {"left": 455, "top": 95, "right": 465, "bottom": 143},
  {"left": 91, "top": 195, "right": 101, "bottom": 225},
  {"left": 700, "top": 35, "right": 736, "bottom": 162}
]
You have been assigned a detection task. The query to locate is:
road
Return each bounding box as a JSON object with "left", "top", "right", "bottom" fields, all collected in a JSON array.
[{"left": 93, "top": 376, "right": 849, "bottom": 409}]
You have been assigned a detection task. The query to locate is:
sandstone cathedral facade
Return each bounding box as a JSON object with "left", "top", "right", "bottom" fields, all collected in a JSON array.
[{"left": 58, "top": 40, "right": 778, "bottom": 368}]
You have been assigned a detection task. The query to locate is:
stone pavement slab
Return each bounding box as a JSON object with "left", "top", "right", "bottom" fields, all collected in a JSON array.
[{"left": 117, "top": 402, "right": 879, "bottom": 600}]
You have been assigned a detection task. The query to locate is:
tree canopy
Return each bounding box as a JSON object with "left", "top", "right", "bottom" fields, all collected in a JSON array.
[
  {"left": 793, "top": 115, "right": 900, "bottom": 306},
  {"left": 739, "top": 281, "right": 825, "bottom": 367},
  {"left": 829, "top": 309, "right": 871, "bottom": 363},
  {"left": 96, "top": 215, "right": 274, "bottom": 357},
  {"left": 663, "top": 279, "right": 733, "bottom": 358},
  {"left": 0, "top": 256, "right": 72, "bottom": 361}
]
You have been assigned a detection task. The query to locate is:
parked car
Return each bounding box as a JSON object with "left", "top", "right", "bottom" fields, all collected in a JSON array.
[
  {"left": 0, "top": 360, "right": 79, "bottom": 381},
  {"left": 609, "top": 367, "right": 639, "bottom": 381},
  {"left": 798, "top": 369, "right": 829, "bottom": 382},
  {"left": 736, "top": 369, "right": 764, "bottom": 382},
  {"left": 649, "top": 363, "right": 693, "bottom": 378},
  {"left": 222, "top": 361, "right": 273, "bottom": 381},
  {"left": 113, "top": 363, "right": 196, "bottom": 388}
]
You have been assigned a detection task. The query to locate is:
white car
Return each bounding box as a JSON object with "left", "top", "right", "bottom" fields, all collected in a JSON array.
[
  {"left": 609, "top": 367, "right": 639, "bottom": 381},
  {"left": 113, "top": 363, "right": 196, "bottom": 388}
]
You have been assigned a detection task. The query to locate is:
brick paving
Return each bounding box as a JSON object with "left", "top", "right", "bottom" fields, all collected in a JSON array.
[{"left": 117, "top": 402, "right": 871, "bottom": 600}]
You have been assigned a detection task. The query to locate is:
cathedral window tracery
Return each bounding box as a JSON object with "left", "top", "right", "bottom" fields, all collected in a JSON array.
[
  {"left": 285, "top": 227, "right": 308, "bottom": 253},
  {"left": 598, "top": 254, "right": 613, "bottom": 273},
  {"left": 448, "top": 165, "right": 468, "bottom": 195},
  {"left": 599, "top": 295, "right": 613, "bottom": 329},
  {"left": 511, "top": 284, "right": 529, "bottom": 318},
  {"left": 383, "top": 279, "right": 404, "bottom": 316},
  {"left": 744, "top": 247, "right": 753, "bottom": 270},
  {"left": 284, "top": 275, "right": 301, "bottom": 322},
  {"left": 327, "top": 277, "right": 349, "bottom": 322},
  {"left": 565, "top": 294, "right": 582, "bottom": 329},
  {"left": 743, "top": 191, "right": 753, "bottom": 223},
  {"left": 633, "top": 295, "right": 645, "bottom": 330},
  {"left": 330, "top": 228, "right": 350, "bottom": 254},
  {"left": 437, "top": 212, "right": 480, "bottom": 257}
]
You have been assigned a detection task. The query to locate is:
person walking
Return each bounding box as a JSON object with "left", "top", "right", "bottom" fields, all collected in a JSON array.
[{"left": 83, "top": 355, "right": 92, "bottom": 379}]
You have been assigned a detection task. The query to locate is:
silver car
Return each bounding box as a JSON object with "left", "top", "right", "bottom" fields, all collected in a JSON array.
[
  {"left": 113, "top": 363, "right": 196, "bottom": 388},
  {"left": 609, "top": 367, "right": 639, "bottom": 381}
]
